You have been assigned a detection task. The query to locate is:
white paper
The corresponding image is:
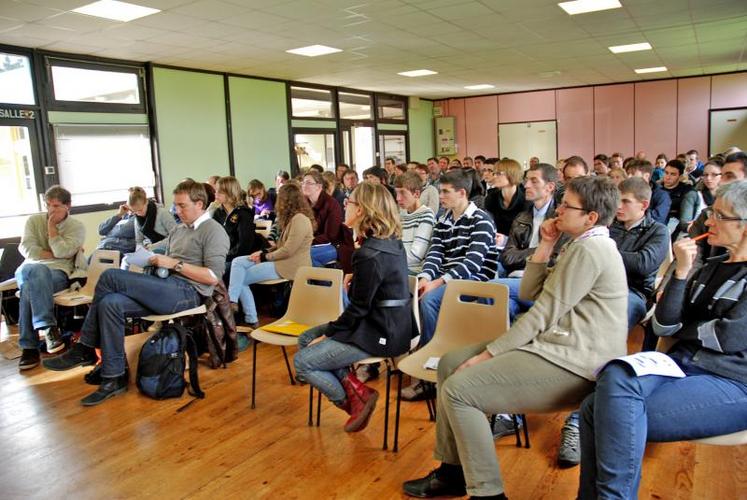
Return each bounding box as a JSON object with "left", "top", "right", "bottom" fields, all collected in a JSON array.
[
  {"left": 424, "top": 357, "right": 440, "bottom": 370},
  {"left": 123, "top": 245, "right": 155, "bottom": 268},
  {"left": 598, "top": 352, "right": 686, "bottom": 378}
]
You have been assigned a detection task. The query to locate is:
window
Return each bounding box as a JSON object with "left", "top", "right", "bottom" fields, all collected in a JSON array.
[
  {"left": 377, "top": 95, "right": 407, "bottom": 121},
  {"left": 53, "top": 124, "right": 155, "bottom": 207},
  {"left": 291, "top": 86, "right": 335, "bottom": 119},
  {"left": 379, "top": 133, "right": 407, "bottom": 165},
  {"left": 339, "top": 92, "right": 372, "bottom": 120},
  {"left": 0, "top": 52, "right": 35, "bottom": 105},
  {"left": 294, "top": 132, "right": 336, "bottom": 171},
  {"left": 47, "top": 58, "right": 145, "bottom": 112}
]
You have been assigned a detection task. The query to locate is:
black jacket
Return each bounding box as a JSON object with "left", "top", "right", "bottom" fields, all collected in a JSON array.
[
  {"left": 213, "top": 205, "right": 259, "bottom": 263},
  {"left": 500, "top": 199, "right": 567, "bottom": 274},
  {"left": 326, "top": 237, "right": 415, "bottom": 357},
  {"left": 609, "top": 214, "right": 669, "bottom": 300},
  {"left": 648, "top": 182, "right": 671, "bottom": 225},
  {"left": 484, "top": 185, "right": 529, "bottom": 236}
]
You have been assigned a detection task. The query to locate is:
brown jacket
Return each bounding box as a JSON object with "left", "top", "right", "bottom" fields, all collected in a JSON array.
[{"left": 266, "top": 213, "right": 313, "bottom": 279}]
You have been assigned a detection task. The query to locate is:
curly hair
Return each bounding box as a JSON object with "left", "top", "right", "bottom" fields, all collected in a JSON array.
[{"left": 276, "top": 182, "right": 316, "bottom": 232}]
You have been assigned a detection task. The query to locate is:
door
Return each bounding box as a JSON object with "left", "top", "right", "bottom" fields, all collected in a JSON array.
[
  {"left": 498, "top": 120, "right": 557, "bottom": 169},
  {"left": 340, "top": 122, "right": 376, "bottom": 178},
  {"left": 0, "top": 118, "right": 43, "bottom": 239},
  {"left": 710, "top": 108, "right": 747, "bottom": 156},
  {"left": 378, "top": 132, "right": 408, "bottom": 166}
]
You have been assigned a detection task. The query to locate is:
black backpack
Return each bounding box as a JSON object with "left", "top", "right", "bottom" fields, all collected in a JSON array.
[{"left": 136, "top": 323, "right": 205, "bottom": 400}]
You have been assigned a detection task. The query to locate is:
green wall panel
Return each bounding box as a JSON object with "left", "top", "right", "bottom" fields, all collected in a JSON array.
[
  {"left": 408, "top": 99, "right": 435, "bottom": 161},
  {"left": 153, "top": 68, "right": 229, "bottom": 204},
  {"left": 229, "top": 76, "right": 290, "bottom": 187}
]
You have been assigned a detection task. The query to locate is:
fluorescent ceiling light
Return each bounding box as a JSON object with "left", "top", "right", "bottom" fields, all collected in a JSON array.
[
  {"left": 286, "top": 45, "right": 342, "bottom": 57},
  {"left": 609, "top": 42, "right": 652, "bottom": 53},
  {"left": 464, "top": 84, "right": 495, "bottom": 90},
  {"left": 398, "top": 69, "right": 437, "bottom": 77},
  {"left": 558, "top": 0, "right": 621, "bottom": 15},
  {"left": 634, "top": 66, "right": 668, "bottom": 74},
  {"left": 73, "top": 0, "right": 160, "bottom": 22}
]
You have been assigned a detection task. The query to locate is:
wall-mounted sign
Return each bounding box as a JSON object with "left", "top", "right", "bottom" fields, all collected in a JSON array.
[
  {"left": 433, "top": 105, "right": 443, "bottom": 117},
  {"left": 435, "top": 116, "right": 456, "bottom": 155},
  {"left": 0, "top": 108, "right": 36, "bottom": 119}
]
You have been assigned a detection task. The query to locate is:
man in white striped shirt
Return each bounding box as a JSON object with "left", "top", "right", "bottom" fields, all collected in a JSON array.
[
  {"left": 417, "top": 170, "right": 499, "bottom": 345},
  {"left": 395, "top": 172, "right": 436, "bottom": 274}
]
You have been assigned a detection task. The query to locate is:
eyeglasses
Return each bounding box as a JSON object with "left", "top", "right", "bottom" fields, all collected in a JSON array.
[
  {"left": 558, "top": 201, "right": 588, "bottom": 212},
  {"left": 706, "top": 208, "right": 747, "bottom": 222},
  {"left": 494, "top": 171, "right": 506, "bottom": 176},
  {"left": 301, "top": 180, "right": 319, "bottom": 187}
]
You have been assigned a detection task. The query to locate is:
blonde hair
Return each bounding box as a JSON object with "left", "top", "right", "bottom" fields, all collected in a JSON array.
[
  {"left": 350, "top": 182, "right": 401, "bottom": 239},
  {"left": 496, "top": 159, "right": 523, "bottom": 186},
  {"left": 128, "top": 186, "right": 147, "bottom": 206},
  {"left": 216, "top": 176, "right": 244, "bottom": 207}
]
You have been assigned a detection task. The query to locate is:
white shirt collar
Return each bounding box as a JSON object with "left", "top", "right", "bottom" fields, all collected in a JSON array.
[{"left": 189, "top": 210, "right": 211, "bottom": 230}]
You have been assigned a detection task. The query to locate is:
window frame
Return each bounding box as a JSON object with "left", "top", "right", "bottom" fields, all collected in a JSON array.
[
  {"left": 289, "top": 83, "right": 337, "bottom": 121},
  {"left": 44, "top": 56, "right": 147, "bottom": 114},
  {"left": 375, "top": 93, "right": 408, "bottom": 123}
]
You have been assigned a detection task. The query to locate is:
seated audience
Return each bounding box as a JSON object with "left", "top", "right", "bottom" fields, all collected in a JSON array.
[
  {"left": 294, "top": 182, "right": 414, "bottom": 432},
  {"left": 302, "top": 170, "right": 345, "bottom": 267},
  {"left": 384, "top": 157, "right": 398, "bottom": 185},
  {"left": 499, "top": 164, "right": 566, "bottom": 319},
  {"left": 593, "top": 154, "right": 610, "bottom": 176},
  {"left": 249, "top": 179, "right": 274, "bottom": 220},
  {"left": 414, "top": 164, "right": 440, "bottom": 214},
  {"left": 228, "top": 183, "right": 314, "bottom": 328},
  {"left": 563, "top": 155, "right": 590, "bottom": 180},
  {"left": 426, "top": 157, "right": 442, "bottom": 189},
  {"left": 466, "top": 168, "right": 485, "bottom": 209},
  {"left": 626, "top": 160, "right": 671, "bottom": 224},
  {"left": 685, "top": 148, "right": 704, "bottom": 180},
  {"left": 402, "top": 176, "right": 628, "bottom": 500},
  {"left": 578, "top": 180, "right": 747, "bottom": 499},
  {"left": 43, "top": 181, "right": 229, "bottom": 405},
  {"left": 363, "top": 166, "right": 397, "bottom": 199},
  {"left": 417, "top": 170, "right": 498, "bottom": 346},
  {"left": 697, "top": 160, "right": 723, "bottom": 209},
  {"left": 335, "top": 163, "right": 349, "bottom": 186},
  {"left": 484, "top": 159, "right": 528, "bottom": 249},
  {"left": 473, "top": 155, "right": 486, "bottom": 171},
  {"left": 662, "top": 159, "right": 700, "bottom": 238},
  {"left": 213, "top": 176, "right": 259, "bottom": 272},
  {"left": 96, "top": 202, "right": 136, "bottom": 255},
  {"left": 322, "top": 170, "right": 346, "bottom": 208},
  {"left": 529, "top": 156, "right": 540, "bottom": 168},
  {"left": 16, "top": 185, "right": 86, "bottom": 369},
  {"left": 394, "top": 172, "right": 435, "bottom": 274},
  {"left": 610, "top": 153, "right": 624, "bottom": 169},
  {"left": 341, "top": 168, "right": 358, "bottom": 203},
  {"left": 268, "top": 169, "right": 290, "bottom": 206},
  {"left": 608, "top": 167, "right": 627, "bottom": 186},
  {"left": 462, "top": 156, "right": 474, "bottom": 168},
  {"left": 653, "top": 153, "right": 667, "bottom": 182}
]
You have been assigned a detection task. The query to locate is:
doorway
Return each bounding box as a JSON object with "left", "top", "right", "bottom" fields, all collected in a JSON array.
[
  {"left": 498, "top": 120, "right": 557, "bottom": 169},
  {"left": 710, "top": 108, "right": 747, "bottom": 155},
  {"left": 340, "top": 122, "right": 376, "bottom": 178}
]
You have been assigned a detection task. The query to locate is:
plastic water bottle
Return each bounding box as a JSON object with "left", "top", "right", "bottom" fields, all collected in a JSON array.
[{"left": 156, "top": 267, "right": 169, "bottom": 279}]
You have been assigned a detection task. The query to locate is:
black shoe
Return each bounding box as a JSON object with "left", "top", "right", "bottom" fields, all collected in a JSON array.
[
  {"left": 470, "top": 495, "right": 507, "bottom": 500},
  {"left": 42, "top": 342, "right": 97, "bottom": 371},
  {"left": 81, "top": 373, "right": 128, "bottom": 406},
  {"left": 403, "top": 467, "right": 466, "bottom": 498},
  {"left": 19, "top": 349, "right": 40, "bottom": 371},
  {"left": 84, "top": 364, "right": 129, "bottom": 385}
]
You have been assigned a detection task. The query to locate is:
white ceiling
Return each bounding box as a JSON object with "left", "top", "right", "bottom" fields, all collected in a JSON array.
[{"left": 1, "top": 0, "right": 746, "bottom": 99}]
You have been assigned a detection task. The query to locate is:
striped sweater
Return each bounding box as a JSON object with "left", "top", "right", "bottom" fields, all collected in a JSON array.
[
  {"left": 400, "top": 205, "right": 435, "bottom": 272},
  {"left": 418, "top": 202, "right": 499, "bottom": 282}
]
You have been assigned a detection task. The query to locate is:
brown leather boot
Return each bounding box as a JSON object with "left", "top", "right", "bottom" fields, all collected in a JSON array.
[{"left": 341, "top": 372, "right": 379, "bottom": 432}]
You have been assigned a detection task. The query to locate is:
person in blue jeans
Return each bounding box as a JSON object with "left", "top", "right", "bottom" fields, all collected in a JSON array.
[
  {"left": 578, "top": 180, "right": 747, "bottom": 499},
  {"left": 43, "top": 180, "right": 229, "bottom": 406},
  {"left": 302, "top": 170, "right": 344, "bottom": 267},
  {"left": 16, "top": 185, "right": 86, "bottom": 370},
  {"left": 294, "top": 182, "right": 415, "bottom": 433}
]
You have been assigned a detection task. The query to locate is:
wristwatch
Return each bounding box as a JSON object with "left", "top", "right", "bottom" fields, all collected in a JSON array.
[{"left": 174, "top": 260, "right": 184, "bottom": 273}]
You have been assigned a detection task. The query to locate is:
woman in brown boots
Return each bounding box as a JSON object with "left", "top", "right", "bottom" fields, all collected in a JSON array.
[{"left": 294, "top": 182, "right": 415, "bottom": 432}]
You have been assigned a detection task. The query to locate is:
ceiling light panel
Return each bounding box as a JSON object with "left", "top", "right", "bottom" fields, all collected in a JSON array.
[
  {"left": 464, "top": 84, "right": 495, "bottom": 90},
  {"left": 558, "top": 0, "right": 622, "bottom": 15},
  {"left": 609, "top": 42, "right": 652, "bottom": 53},
  {"left": 634, "top": 66, "right": 668, "bottom": 74},
  {"left": 286, "top": 45, "right": 342, "bottom": 57},
  {"left": 73, "top": 0, "right": 160, "bottom": 22},
  {"left": 398, "top": 69, "right": 438, "bottom": 77}
]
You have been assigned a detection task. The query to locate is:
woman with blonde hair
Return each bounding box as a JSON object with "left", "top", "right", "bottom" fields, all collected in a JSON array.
[
  {"left": 294, "top": 182, "right": 416, "bottom": 433},
  {"left": 608, "top": 166, "right": 627, "bottom": 186},
  {"left": 228, "top": 182, "right": 314, "bottom": 328},
  {"left": 213, "top": 176, "right": 259, "bottom": 270}
]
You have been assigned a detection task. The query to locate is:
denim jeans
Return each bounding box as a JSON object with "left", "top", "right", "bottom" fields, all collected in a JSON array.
[
  {"left": 310, "top": 244, "right": 337, "bottom": 267},
  {"left": 419, "top": 283, "right": 447, "bottom": 346},
  {"left": 293, "top": 324, "right": 371, "bottom": 403},
  {"left": 579, "top": 356, "right": 747, "bottom": 500},
  {"left": 227, "top": 258, "right": 280, "bottom": 323},
  {"left": 627, "top": 290, "right": 647, "bottom": 329},
  {"left": 494, "top": 277, "right": 533, "bottom": 322},
  {"left": 16, "top": 263, "right": 70, "bottom": 350},
  {"left": 79, "top": 269, "right": 201, "bottom": 378}
]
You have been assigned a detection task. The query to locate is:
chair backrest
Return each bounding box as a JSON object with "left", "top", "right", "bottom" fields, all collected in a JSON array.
[
  {"left": 408, "top": 275, "right": 421, "bottom": 348},
  {"left": 81, "top": 250, "right": 121, "bottom": 296},
  {"left": 429, "top": 280, "right": 510, "bottom": 354},
  {"left": 655, "top": 336, "right": 677, "bottom": 353},
  {"left": 282, "top": 266, "right": 343, "bottom": 326},
  {"left": 654, "top": 240, "right": 674, "bottom": 290},
  {"left": 255, "top": 219, "right": 272, "bottom": 238}
]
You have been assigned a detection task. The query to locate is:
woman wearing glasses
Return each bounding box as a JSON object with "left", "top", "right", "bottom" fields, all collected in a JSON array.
[
  {"left": 301, "top": 170, "right": 346, "bottom": 268},
  {"left": 578, "top": 180, "right": 747, "bottom": 500},
  {"left": 402, "top": 176, "right": 628, "bottom": 499}
]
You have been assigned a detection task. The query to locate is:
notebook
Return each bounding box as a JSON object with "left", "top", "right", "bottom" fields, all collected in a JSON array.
[{"left": 262, "top": 320, "right": 311, "bottom": 337}]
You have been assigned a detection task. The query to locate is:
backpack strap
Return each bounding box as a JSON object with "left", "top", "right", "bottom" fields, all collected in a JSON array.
[{"left": 184, "top": 331, "right": 205, "bottom": 399}]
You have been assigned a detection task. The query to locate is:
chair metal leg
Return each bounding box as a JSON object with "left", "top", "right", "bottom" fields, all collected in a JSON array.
[
  {"left": 512, "top": 414, "right": 522, "bottom": 447},
  {"left": 251, "top": 339, "right": 258, "bottom": 409},
  {"left": 383, "top": 363, "right": 391, "bottom": 451},
  {"left": 393, "top": 370, "right": 403, "bottom": 452},
  {"left": 308, "top": 385, "right": 314, "bottom": 426},
  {"left": 281, "top": 346, "right": 295, "bottom": 385},
  {"left": 521, "top": 414, "right": 530, "bottom": 448},
  {"left": 316, "top": 389, "right": 321, "bottom": 426}
]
